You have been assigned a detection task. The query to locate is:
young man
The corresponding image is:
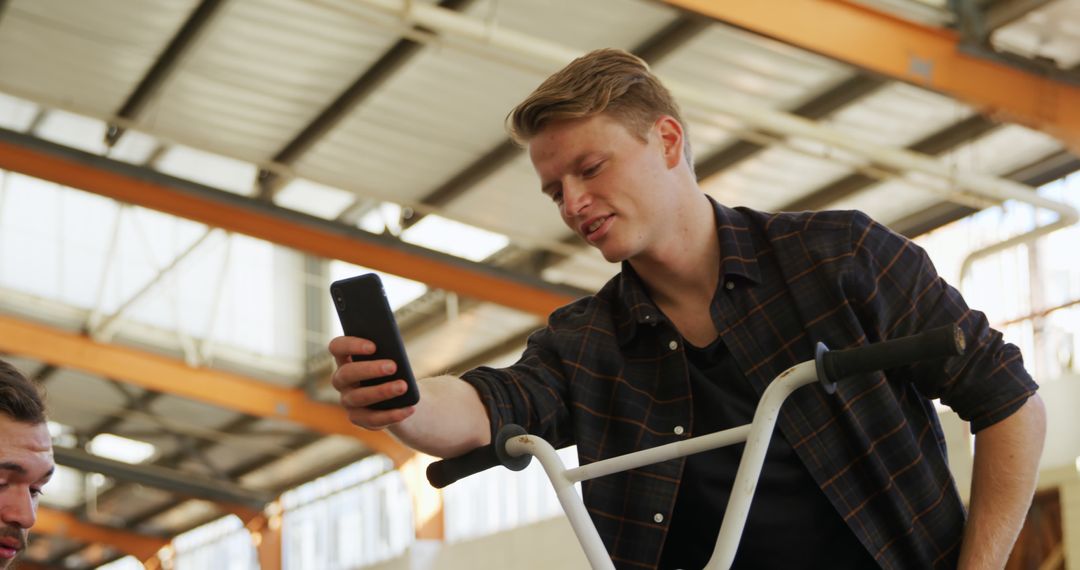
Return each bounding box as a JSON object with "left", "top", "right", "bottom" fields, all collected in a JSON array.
[
  {"left": 0, "top": 360, "right": 53, "bottom": 569},
  {"left": 331, "top": 49, "right": 1046, "bottom": 569}
]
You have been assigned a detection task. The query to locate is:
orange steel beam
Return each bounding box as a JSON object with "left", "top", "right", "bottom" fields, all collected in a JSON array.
[
  {"left": 0, "top": 131, "right": 581, "bottom": 319},
  {"left": 34, "top": 507, "right": 169, "bottom": 561},
  {"left": 247, "top": 510, "right": 283, "bottom": 570},
  {"left": 0, "top": 314, "right": 414, "bottom": 467},
  {"left": 661, "top": 0, "right": 1080, "bottom": 153},
  {"left": 12, "top": 563, "right": 51, "bottom": 570}
]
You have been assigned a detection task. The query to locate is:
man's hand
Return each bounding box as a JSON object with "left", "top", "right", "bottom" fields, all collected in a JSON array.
[
  {"left": 329, "top": 336, "right": 416, "bottom": 430},
  {"left": 329, "top": 336, "right": 491, "bottom": 457}
]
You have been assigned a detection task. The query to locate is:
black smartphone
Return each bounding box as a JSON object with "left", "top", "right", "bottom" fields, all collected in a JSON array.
[{"left": 330, "top": 273, "right": 420, "bottom": 410}]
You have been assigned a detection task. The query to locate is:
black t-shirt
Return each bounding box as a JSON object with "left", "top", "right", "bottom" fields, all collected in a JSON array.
[{"left": 658, "top": 337, "right": 878, "bottom": 570}]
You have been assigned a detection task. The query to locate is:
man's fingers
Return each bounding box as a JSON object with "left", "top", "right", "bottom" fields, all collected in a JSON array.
[
  {"left": 328, "top": 336, "right": 375, "bottom": 367},
  {"left": 328, "top": 336, "right": 412, "bottom": 431},
  {"left": 339, "top": 379, "right": 407, "bottom": 408},
  {"left": 330, "top": 359, "right": 397, "bottom": 391}
]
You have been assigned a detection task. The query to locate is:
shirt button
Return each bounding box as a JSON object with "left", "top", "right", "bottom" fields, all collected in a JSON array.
[
  {"left": 654, "top": 513, "right": 664, "bottom": 523},
  {"left": 725, "top": 281, "right": 735, "bottom": 290},
  {"left": 673, "top": 426, "right": 684, "bottom": 435},
  {"left": 668, "top": 340, "right": 678, "bottom": 350}
]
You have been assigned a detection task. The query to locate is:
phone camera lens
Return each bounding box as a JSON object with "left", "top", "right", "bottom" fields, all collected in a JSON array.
[{"left": 332, "top": 288, "right": 345, "bottom": 310}]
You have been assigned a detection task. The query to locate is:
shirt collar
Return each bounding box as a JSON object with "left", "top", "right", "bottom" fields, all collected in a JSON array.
[
  {"left": 710, "top": 196, "right": 762, "bottom": 287},
  {"left": 613, "top": 196, "right": 762, "bottom": 346}
]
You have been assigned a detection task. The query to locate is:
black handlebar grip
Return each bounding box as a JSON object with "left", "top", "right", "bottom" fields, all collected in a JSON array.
[
  {"left": 426, "top": 424, "right": 530, "bottom": 489},
  {"left": 819, "top": 324, "right": 966, "bottom": 388}
]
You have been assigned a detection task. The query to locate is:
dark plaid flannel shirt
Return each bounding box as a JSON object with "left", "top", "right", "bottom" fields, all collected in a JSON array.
[{"left": 461, "top": 201, "right": 1037, "bottom": 570}]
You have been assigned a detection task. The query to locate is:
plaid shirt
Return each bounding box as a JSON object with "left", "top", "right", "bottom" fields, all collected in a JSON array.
[{"left": 462, "top": 201, "right": 1037, "bottom": 569}]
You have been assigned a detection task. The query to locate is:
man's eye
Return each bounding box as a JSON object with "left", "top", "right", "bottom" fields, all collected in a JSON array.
[
  {"left": 550, "top": 190, "right": 563, "bottom": 204},
  {"left": 30, "top": 487, "right": 44, "bottom": 499},
  {"left": 583, "top": 162, "right": 604, "bottom": 178}
]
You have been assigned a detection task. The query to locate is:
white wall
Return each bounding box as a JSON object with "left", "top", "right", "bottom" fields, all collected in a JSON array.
[
  {"left": 940, "top": 373, "right": 1080, "bottom": 491},
  {"left": 1037, "top": 374, "right": 1080, "bottom": 569},
  {"left": 1038, "top": 375, "right": 1080, "bottom": 472},
  {"left": 364, "top": 516, "right": 589, "bottom": 570}
]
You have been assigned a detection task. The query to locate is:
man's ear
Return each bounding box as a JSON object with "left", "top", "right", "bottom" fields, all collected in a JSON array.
[{"left": 654, "top": 115, "right": 684, "bottom": 169}]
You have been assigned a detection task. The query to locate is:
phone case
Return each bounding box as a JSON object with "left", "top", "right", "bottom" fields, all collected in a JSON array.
[{"left": 330, "top": 273, "right": 420, "bottom": 410}]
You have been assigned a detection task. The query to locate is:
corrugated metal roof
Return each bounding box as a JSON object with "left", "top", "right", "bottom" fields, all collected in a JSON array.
[{"left": 0, "top": 0, "right": 199, "bottom": 114}]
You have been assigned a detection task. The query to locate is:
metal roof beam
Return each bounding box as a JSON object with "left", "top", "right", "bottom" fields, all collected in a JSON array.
[
  {"left": 0, "top": 313, "right": 413, "bottom": 466},
  {"left": 0, "top": 128, "right": 585, "bottom": 318},
  {"left": 893, "top": 149, "right": 1080, "bottom": 237},
  {"left": 661, "top": 0, "right": 1080, "bottom": 153},
  {"left": 695, "top": 73, "right": 887, "bottom": 180},
  {"left": 257, "top": 0, "right": 475, "bottom": 200},
  {"left": 954, "top": 0, "right": 1056, "bottom": 42},
  {"left": 86, "top": 415, "right": 313, "bottom": 535},
  {"left": 53, "top": 446, "right": 272, "bottom": 512},
  {"left": 33, "top": 507, "right": 168, "bottom": 561},
  {"left": 782, "top": 114, "right": 1000, "bottom": 211},
  {"left": 105, "top": 0, "right": 226, "bottom": 147}
]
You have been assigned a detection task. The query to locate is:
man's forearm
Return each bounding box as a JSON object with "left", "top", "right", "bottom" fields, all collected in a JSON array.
[
  {"left": 389, "top": 375, "right": 492, "bottom": 458},
  {"left": 958, "top": 394, "right": 1046, "bottom": 569}
]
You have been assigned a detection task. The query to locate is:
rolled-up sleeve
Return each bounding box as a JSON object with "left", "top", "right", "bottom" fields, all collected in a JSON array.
[
  {"left": 460, "top": 325, "right": 575, "bottom": 448},
  {"left": 845, "top": 211, "right": 1038, "bottom": 433}
]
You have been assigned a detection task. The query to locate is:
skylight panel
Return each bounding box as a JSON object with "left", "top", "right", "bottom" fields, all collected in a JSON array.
[
  {"left": 0, "top": 173, "right": 63, "bottom": 299},
  {"left": 88, "top": 433, "right": 157, "bottom": 464},
  {"left": 38, "top": 465, "right": 85, "bottom": 510},
  {"left": 34, "top": 109, "right": 109, "bottom": 154},
  {"left": 155, "top": 145, "right": 259, "bottom": 196},
  {"left": 356, "top": 202, "right": 403, "bottom": 235},
  {"left": 108, "top": 129, "right": 161, "bottom": 165},
  {"left": 402, "top": 214, "right": 509, "bottom": 262},
  {"left": 275, "top": 178, "right": 355, "bottom": 220},
  {"left": 0, "top": 92, "right": 39, "bottom": 132}
]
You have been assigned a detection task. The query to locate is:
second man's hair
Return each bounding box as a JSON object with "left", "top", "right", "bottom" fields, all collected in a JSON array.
[{"left": 0, "top": 360, "right": 46, "bottom": 424}]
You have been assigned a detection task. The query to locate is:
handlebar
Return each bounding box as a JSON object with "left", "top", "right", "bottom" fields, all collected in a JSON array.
[
  {"left": 815, "top": 324, "right": 965, "bottom": 393},
  {"left": 427, "top": 423, "right": 531, "bottom": 489},
  {"left": 427, "top": 324, "right": 966, "bottom": 489}
]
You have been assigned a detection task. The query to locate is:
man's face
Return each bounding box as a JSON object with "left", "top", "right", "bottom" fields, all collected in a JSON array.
[
  {"left": 0, "top": 416, "right": 53, "bottom": 568},
  {"left": 529, "top": 113, "right": 681, "bottom": 264}
]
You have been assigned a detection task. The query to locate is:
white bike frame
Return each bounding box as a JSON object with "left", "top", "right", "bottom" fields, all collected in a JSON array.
[
  {"left": 501, "top": 360, "right": 820, "bottom": 570},
  {"left": 427, "top": 324, "right": 964, "bottom": 570}
]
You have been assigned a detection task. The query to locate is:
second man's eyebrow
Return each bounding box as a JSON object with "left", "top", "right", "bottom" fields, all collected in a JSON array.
[{"left": 0, "top": 461, "right": 27, "bottom": 474}]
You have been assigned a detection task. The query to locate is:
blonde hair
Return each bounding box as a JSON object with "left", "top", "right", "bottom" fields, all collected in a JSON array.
[{"left": 507, "top": 48, "right": 693, "bottom": 168}]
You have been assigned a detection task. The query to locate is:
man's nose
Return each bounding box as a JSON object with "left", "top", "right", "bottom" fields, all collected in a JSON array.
[
  {"left": 561, "top": 180, "right": 591, "bottom": 218},
  {"left": 1, "top": 491, "right": 37, "bottom": 529}
]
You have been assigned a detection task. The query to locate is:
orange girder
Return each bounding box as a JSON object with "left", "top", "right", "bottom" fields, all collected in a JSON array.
[
  {"left": 662, "top": 0, "right": 1080, "bottom": 153},
  {"left": 0, "top": 314, "right": 413, "bottom": 466},
  {"left": 34, "top": 507, "right": 169, "bottom": 561},
  {"left": 0, "top": 137, "right": 577, "bottom": 319}
]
